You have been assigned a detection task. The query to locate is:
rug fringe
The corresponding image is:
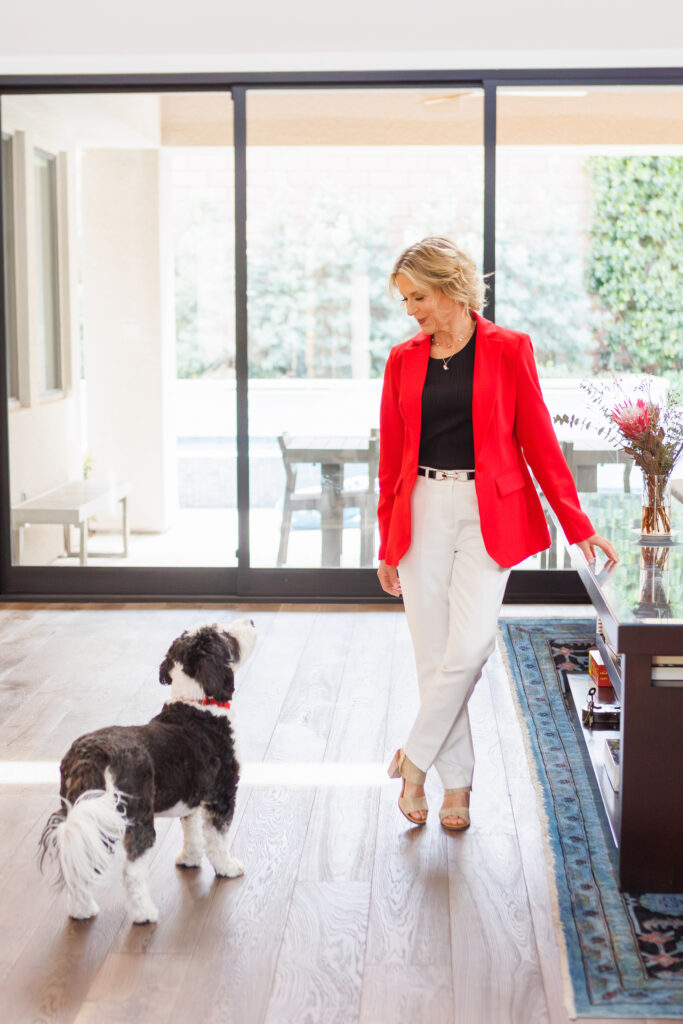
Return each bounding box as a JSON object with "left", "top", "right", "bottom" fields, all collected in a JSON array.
[{"left": 496, "top": 627, "right": 578, "bottom": 1021}]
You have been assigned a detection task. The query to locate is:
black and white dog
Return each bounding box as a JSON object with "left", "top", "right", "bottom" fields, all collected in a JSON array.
[{"left": 38, "top": 617, "right": 256, "bottom": 924}]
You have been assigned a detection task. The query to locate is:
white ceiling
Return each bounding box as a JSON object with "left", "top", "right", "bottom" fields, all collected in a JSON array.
[{"left": 0, "top": 0, "right": 681, "bottom": 72}]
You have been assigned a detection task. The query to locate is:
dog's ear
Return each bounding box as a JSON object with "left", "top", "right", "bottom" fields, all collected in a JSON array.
[
  {"left": 186, "top": 628, "right": 237, "bottom": 702},
  {"left": 159, "top": 657, "right": 173, "bottom": 685},
  {"left": 198, "top": 660, "right": 235, "bottom": 702},
  {"left": 159, "top": 635, "right": 185, "bottom": 685}
]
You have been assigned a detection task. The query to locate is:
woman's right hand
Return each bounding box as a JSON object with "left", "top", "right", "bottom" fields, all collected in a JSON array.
[{"left": 377, "top": 560, "right": 402, "bottom": 597}]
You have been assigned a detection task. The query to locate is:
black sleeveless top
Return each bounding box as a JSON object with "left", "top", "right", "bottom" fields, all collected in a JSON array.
[{"left": 417, "top": 326, "right": 476, "bottom": 470}]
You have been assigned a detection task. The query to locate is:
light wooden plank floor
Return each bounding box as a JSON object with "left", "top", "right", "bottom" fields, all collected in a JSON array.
[{"left": 0, "top": 602, "right": 678, "bottom": 1024}]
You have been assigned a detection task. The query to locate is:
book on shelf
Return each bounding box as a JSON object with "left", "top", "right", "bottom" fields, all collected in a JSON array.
[
  {"left": 652, "top": 655, "right": 683, "bottom": 666},
  {"left": 604, "top": 738, "right": 620, "bottom": 792},
  {"left": 599, "top": 639, "right": 622, "bottom": 672},
  {"left": 589, "top": 648, "right": 612, "bottom": 688}
]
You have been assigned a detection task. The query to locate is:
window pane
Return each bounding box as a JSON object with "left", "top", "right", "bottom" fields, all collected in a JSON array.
[
  {"left": 35, "top": 149, "right": 62, "bottom": 392},
  {"left": 247, "top": 87, "right": 484, "bottom": 568},
  {"left": 496, "top": 85, "right": 683, "bottom": 569},
  {"left": 2, "top": 132, "right": 18, "bottom": 400},
  {"left": 4, "top": 93, "right": 236, "bottom": 568}
]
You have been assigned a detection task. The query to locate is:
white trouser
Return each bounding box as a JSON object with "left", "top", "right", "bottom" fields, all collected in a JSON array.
[{"left": 397, "top": 473, "right": 511, "bottom": 790}]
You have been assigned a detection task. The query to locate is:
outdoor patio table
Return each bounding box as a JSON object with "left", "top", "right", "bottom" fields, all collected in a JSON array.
[{"left": 282, "top": 435, "right": 377, "bottom": 567}]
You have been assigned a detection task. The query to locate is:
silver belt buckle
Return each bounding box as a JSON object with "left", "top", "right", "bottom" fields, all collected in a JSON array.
[{"left": 436, "top": 469, "right": 468, "bottom": 481}]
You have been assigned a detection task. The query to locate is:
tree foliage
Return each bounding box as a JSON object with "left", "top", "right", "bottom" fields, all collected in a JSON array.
[
  {"left": 585, "top": 156, "right": 683, "bottom": 377},
  {"left": 174, "top": 154, "right": 683, "bottom": 384},
  {"left": 494, "top": 220, "right": 593, "bottom": 377},
  {"left": 247, "top": 184, "right": 442, "bottom": 379}
]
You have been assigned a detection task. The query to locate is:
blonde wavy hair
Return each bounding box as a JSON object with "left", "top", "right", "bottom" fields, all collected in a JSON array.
[{"left": 389, "top": 236, "right": 488, "bottom": 312}]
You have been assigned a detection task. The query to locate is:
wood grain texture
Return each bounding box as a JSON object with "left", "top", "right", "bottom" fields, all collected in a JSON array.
[
  {"left": 365, "top": 782, "right": 452, "bottom": 968},
  {"left": 486, "top": 639, "right": 537, "bottom": 781},
  {"left": 298, "top": 610, "right": 396, "bottom": 882},
  {"left": 0, "top": 791, "right": 55, "bottom": 871},
  {"left": 74, "top": 953, "right": 191, "bottom": 1024},
  {"left": 365, "top": 613, "right": 453, "bottom": 969},
  {"left": 232, "top": 606, "right": 320, "bottom": 761},
  {"left": 447, "top": 829, "right": 550, "bottom": 1024},
  {"left": 166, "top": 784, "right": 317, "bottom": 1024},
  {"left": 2, "top": 820, "right": 175, "bottom": 1024},
  {"left": 298, "top": 785, "right": 380, "bottom": 884},
  {"left": 359, "top": 964, "right": 454, "bottom": 1024},
  {"left": 0, "top": 806, "right": 67, "bottom": 983},
  {"left": 263, "top": 610, "right": 355, "bottom": 763},
  {"left": 487, "top": 641, "right": 573, "bottom": 1024},
  {"left": 466, "top": 669, "right": 518, "bottom": 837},
  {"left": 264, "top": 881, "right": 370, "bottom": 1024}
]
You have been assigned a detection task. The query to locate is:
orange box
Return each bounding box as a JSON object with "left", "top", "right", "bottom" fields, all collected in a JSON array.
[{"left": 589, "top": 648, "right": 611, "bottom": 688}]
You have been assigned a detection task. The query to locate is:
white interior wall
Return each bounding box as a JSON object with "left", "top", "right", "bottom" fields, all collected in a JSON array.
[
  {"left": 0, "top": 0, "right": 681, "bottom": 72},
  {"left": 4, "top": 96, "right": 168, "bottom": 564},
  {"left": 81, "top": 146, "right": 177, "bottom": 533},
  {"left": 4, "top": 102, "right": 83, "bottom": 565}
]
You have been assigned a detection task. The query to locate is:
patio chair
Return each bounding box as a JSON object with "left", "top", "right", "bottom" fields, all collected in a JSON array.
[
  {"left": 276, "top": 430, "right": 379, "bottom": 567},
  {"left": 560, "top": 440, "right": 634, "bottom": 493},
  {"left": 540, "top": 440, "right": 634, "bottom": 569}
]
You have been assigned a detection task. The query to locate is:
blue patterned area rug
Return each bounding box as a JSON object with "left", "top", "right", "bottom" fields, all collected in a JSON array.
[{"left": 499, "top": 618, "right": 683, "bottom": 1019}]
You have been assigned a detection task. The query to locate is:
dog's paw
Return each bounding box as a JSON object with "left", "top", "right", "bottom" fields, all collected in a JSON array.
[
  {"left": 213, "top": 856, "right": 244, "bottom": 878},
  {"left": 68, "top": 895, "right": 99, "bottom": 920},
  {"left": 131, "top": 902, "right": 159, "bottom": 925},
  {"left": 175, "top": 850, "right": 203, "bottom": 869}
]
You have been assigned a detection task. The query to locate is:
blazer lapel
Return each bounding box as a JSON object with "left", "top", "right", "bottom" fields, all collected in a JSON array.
[
  {"left": 472, "top": 311, "right": 502, "bottom": 454},
  {"left": 400, "top": 332, "right": 430, "bottom": 430}
]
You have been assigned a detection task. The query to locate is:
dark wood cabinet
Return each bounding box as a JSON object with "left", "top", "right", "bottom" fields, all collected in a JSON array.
[{"left": 550, "top": 492, "right": 683, "bottom": 892}]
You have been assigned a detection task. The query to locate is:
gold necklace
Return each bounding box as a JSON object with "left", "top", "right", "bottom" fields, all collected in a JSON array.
[{"left": 431, "top": 320, "right": 475, "bottom": 371}]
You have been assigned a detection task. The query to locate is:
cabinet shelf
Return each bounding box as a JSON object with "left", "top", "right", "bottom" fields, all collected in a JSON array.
[{"left": 566, "top": 673, "right": 620, "bottom": 847}]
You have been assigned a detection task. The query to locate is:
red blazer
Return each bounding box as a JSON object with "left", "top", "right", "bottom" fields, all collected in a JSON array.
[{"left": 377, "top": 311, "right": 595, "bottom": 568}]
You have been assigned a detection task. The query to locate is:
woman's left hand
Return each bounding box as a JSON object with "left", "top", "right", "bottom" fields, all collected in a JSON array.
[{"left": 576, "top": 533, "right": 619, "bottom": 565}]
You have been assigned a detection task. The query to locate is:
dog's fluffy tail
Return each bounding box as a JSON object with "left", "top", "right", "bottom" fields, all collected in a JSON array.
[{"left": 38, "top": 775, "right": 127, "bottom": 896}]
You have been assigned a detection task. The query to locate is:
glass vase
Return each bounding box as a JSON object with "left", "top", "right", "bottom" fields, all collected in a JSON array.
[
  {"left": 635, "top": 545, "right": 672, "bottom": 618},
  {"left": 640, "top": 474, "right": 672, "bottom": 537}
]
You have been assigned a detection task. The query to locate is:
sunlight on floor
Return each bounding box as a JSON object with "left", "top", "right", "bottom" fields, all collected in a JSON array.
[{"left": 0, "top": 760, "right": 392, "bottom": 787}]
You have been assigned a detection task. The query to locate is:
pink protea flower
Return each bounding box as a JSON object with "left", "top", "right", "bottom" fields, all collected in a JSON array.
[{"left": 610, "top": 399, "right": 651, "bottom": 439}]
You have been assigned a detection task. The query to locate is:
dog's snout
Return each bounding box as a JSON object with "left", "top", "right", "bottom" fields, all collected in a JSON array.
[{"left": 249, "top": 618, "right": 255, "bottom": 627}]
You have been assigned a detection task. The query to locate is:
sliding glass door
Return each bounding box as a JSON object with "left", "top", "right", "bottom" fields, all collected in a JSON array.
[
  {"left": 495, "top": 84, "right": 683, "bottom": 570},
  {"left": 245, "top": 87, "right": 484, "bottom": 570},
  {"left": 2, "top": 91, "right": 237, "bottom": 571},
  {"left": 2, "top": 72, "right": 679, "bottom": 600}
]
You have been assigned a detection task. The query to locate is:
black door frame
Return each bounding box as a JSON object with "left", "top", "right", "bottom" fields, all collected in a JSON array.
[{"left": 1, "top": 67, "right": 680, "bottom": 603}]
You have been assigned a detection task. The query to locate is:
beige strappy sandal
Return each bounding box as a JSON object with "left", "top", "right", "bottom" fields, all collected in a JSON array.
[
  {"left": 387, "top": 749, "right": 428, "bottom": 825},
  {"left": 439, "top": 788, "right": 471, "bottom": 832}
]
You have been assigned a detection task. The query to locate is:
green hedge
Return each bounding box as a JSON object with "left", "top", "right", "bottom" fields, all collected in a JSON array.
[{"left": 586, "top": 155, "right": 683, "bottom": 379}]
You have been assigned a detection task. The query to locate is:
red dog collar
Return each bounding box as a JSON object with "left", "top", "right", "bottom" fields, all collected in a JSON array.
[{"left": 170, "top": 696, "right": 231, "bottom": 710}]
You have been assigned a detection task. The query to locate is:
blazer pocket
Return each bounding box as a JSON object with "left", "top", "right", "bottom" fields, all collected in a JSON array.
[{"left": 495, "top": 467, "right": 526, "bottom": 498}]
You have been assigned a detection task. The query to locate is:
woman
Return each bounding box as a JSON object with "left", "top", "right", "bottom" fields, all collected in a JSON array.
[{"left": 377, "top": 237, "right": 618, "bottom": 831}]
